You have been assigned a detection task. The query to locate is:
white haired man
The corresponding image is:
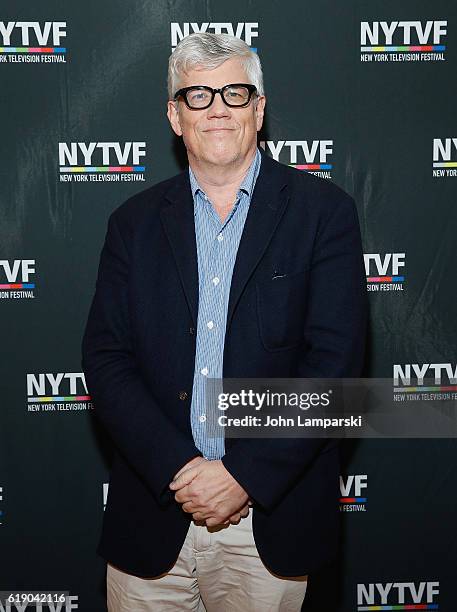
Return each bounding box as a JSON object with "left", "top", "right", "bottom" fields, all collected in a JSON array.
[{"left": 82, "top": 32, "right": 367, "bottom": 611}]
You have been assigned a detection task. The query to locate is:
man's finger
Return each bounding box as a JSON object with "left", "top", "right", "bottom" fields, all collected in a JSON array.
[
  {"left": 174, "top": 486, "right": 194, "bottom": 504},
  {"left": 229, "top": 513, "right": 241, "bottom": 523},
  {"left": 169, "top": 467, "right": 198, "bottom": 490},
  {"left": 182, "top": 501, "right": 208, "bottom": 514},
  {"left": 181, "top": 501, "right": 194, "bottom": 513},
  {"left": 190, "top": 511, "right": 210, "bottom": 521},
  {"left": 173, "top": 458, "right": 206, "bottom": 481},
  {"left": 206, "top": 516, "right": 224, "bottom": 527}
]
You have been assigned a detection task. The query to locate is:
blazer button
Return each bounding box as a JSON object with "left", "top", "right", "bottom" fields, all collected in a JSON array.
[
  {"left": 189, "top": 327, "right": 195, "bottom": 335},
  {"left": 178, "top": 391, "right": 188, "bottom": 401}
]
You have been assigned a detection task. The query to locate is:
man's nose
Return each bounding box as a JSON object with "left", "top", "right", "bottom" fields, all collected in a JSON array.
[{"left": 206, "top": 92, "right": 231, "bottom": 117}]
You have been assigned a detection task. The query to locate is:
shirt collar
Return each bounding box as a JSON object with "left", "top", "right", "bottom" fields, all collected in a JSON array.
[{"left": 189, "top": 148, "right": 261, "bottom": 200}]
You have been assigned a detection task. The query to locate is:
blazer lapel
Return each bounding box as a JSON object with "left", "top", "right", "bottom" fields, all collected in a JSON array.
[
  {"left": 160, "top": 171, "right": 199, "bottom": 327},
  {"left": 159, "top": 152, "right": 290, "bottom": 332},
  {"left": 226, "top": 153, "right": 290, "bottom": 333}
]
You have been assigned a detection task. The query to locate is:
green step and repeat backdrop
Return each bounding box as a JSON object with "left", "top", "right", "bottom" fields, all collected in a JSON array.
[{"left": 1, "top": 1, "right": 456, "bottom": 610}]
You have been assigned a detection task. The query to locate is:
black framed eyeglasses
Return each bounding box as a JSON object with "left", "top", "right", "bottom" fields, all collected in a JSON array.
[{"left": 174, "top": 83, "right": 257, "bottom": 110}]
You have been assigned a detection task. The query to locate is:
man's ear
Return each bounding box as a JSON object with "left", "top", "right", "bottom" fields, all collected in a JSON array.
[
  {"left": 255, "top": 96, "right": 266, "bottom": 132},
  {"left": 167, "top": 100, "right": 183, "bottom": 137}
]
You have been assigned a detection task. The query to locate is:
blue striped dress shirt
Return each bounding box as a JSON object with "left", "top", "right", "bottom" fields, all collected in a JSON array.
[{"left": 189, "top": 148, "right": 262, "bottom": 460}]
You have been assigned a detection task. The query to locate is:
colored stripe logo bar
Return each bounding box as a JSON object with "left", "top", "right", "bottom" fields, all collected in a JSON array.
[
  {"left": 59, "top": 166, "right": 146, "bottom": 173},
  {"left": 361, "top": 45, "right": 445, "bottom": 52},
  {"left": 367, "top": 276, "right": 404, "bottom": 282},
  {"left": 28, "top": 396, "right": 91, "bottom": 403},
  {"left": 0, "top": 47, "right": 66, "bottom": 53},
  {"left": 433, "top": 162, "right": 457, "bottom": 168},
  {"left": 290, "top": 164, "right": 332, "bottom": 170},
  {"left": 0, "top": 283, "right": 35, "bottom": 289},
  {"left": 340, "top": 497, "right": 367, "bottom": 503},
  {"left": 394, "top": 385, "right": 457, "bottom": 393},
  {"left": 358, "top": 605, "right": 438, "bottom": 610}
]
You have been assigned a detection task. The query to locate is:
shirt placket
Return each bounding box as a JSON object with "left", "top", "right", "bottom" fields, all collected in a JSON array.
[{"left": 192, "top": 196, "right": 231, "bottom": 458}]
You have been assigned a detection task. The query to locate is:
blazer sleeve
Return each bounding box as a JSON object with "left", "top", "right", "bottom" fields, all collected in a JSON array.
[
  {"left": 82, "top": 211, "right": 202, "bottom": 507},
  {"left": 221, "top": 193, "right": 368, "bottom": 513}
]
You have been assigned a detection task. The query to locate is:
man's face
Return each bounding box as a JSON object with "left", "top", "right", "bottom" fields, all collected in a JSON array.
[{"left": 167, "top": 57, "right": 266, "bottom": 168}]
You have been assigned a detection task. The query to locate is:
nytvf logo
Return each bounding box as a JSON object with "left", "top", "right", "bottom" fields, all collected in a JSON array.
[
  {"left": 433, "top": 138, "right": 457, "bottom": 177},
  {"left": 357, "top": 581, "right": 439, "bottom": 610},
  {"left": 26, "top": 373, "right": 92, "bottom": 413},
  {"left": 259, "top": 140, "right": 333, "bottom": 179},
  {"left": 0, "top": 598, "right": 79, "bottom": 611},
  {"left": 171, "top": 22, "right": 258, "bottom": 50},
  {"left": 394, "top": 363, "right": 457, "bottom": 386},
  {"left": 360, "top": 20, "right": 446, "bottom": 63},
  {"left": 58, "top": 142, "right": 146, "bottom": 183},
  {"left": 340, "top": 474, "right": 367, "bottom": 512},
  {"left": 0, "top": 260, "right": 36, "bottom": 299},
  {"left": 393, "top": 363, "right": 457, "bottom": 397},
  {"left": 364, "top": 253, "right": 405, "bottom": 292},
  {"left": 0, "top": 21, "right": 66, "bottom": 46},
  {"left": 0, "top": 22, "right": 67, "bottom": 64},
  {"left": 361, "top": 21, "right": 447, "bottom": 46}
]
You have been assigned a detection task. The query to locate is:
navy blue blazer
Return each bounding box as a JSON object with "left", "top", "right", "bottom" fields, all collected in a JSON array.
[{"left": 82, "top": 150, "right": 367, "bottom": 578}]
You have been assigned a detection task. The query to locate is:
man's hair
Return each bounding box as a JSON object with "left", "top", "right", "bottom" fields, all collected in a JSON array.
[{"left": 167, "top": 32, "right": 264, "bottom": 100}]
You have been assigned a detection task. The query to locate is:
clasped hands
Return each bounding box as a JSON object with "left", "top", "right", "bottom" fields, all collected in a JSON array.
[{"left": 169, "top": 456, "right": 251, "bottom": 526}]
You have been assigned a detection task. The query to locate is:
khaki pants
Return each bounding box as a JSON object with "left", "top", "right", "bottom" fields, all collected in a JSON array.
[{"left": 107, "top": 507, "right": 307, "bottom": 611}]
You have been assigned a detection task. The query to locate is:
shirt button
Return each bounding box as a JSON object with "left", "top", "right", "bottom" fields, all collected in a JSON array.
[
  {"left": 207, "top": 321, "right": 214, "bottom": 329},
  {"left": 212, "top": 277, "right": 220, "bottom": 286},
  {"left": 217, "top": 233, "right": 223, "bottom": 242},
  {"left": 199, "top": 415, "right": 206, "bottom": 423},
  {"left": 178, "top": 391, "right": 188, "bottom": 400},
  {"left": 201, "top": 367, "right": 208, "bottom": 376}
]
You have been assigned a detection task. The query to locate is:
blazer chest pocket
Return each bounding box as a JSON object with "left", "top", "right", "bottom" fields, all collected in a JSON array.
[{"left": 256, "top": 268, "right": 308, "bottom": 352}]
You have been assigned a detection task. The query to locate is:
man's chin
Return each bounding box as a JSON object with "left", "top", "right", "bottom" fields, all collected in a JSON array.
[{"left": 203, "top": 149, "right": 241, "bottom": 167}]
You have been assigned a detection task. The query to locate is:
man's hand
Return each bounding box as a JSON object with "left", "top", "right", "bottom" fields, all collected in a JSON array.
[
  {"left": 169, "top": 459, "right": 249, "bottom": 526},
  {"left": 172, "top": 456, "right": 251, "bottom": 525}
]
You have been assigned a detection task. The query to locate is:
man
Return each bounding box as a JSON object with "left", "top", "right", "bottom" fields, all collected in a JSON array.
[{"left": 82, "top": 32, "right": 367, "bottom": 611}]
